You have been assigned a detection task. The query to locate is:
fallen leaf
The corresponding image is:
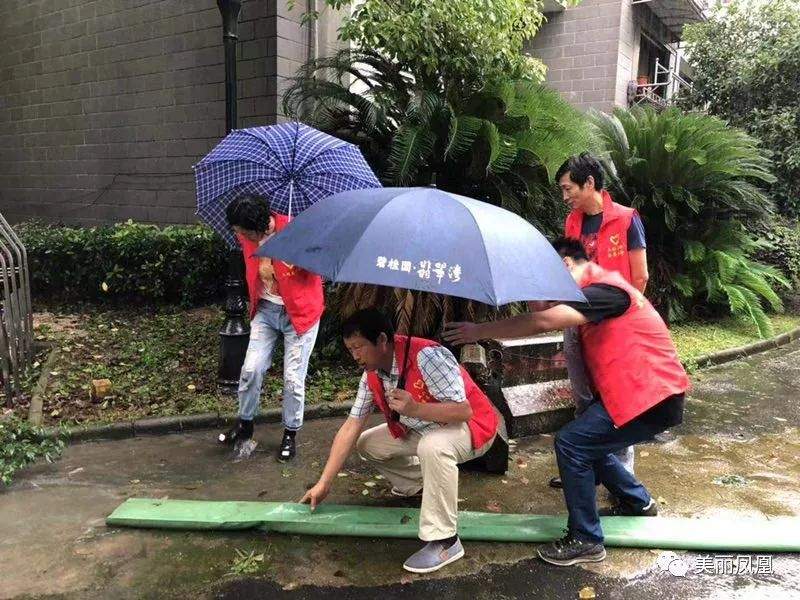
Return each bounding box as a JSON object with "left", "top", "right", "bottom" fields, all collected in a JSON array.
[
  {"left": 50, "top": 371, "right": 59, "bottom": 376},
  {"left": 101, "top": 282, "right": 109, "bottom": 292},
  {"left": 364, "top": 481, "right": 376, "bottom": 488},
  {"left": 640, "top": 451, "right": 650, "bottom": 457},
  {"left": 361, "top": 489, "right": 369, "bottom": 496},
  {"left": 67, "top": 467, "right": 84, "bottom": 476},
  {"left": 501, "top": 480, "right": 508, "bottom": 484},
  {"left": 579, "top": 586, "right": 596, "bottom": 599},
  {"left": 657, "top": 496, "right": 668, "bottom": 505},
  {"left": 485, "top": 501, "right": 501, "bottom": 513},
  {"left": 130, "top": 479, "right": 140, "bottom": 484},
  {"left": 374, "top": 475, "right": 385, "bottom": 480},
  {"left": 337, "top": 472, "right": 348, "bottom": 478},
  {"left": 520, "top": 477, "right": 529, "bottom": 485},
  {"left": 187, "top": 384, "right": 196, "bottom": 392}
]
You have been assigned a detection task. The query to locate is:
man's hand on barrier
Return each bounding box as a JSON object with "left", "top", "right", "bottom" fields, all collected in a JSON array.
[{"left": 299, "top": 480, "right": 330, "bottom": 510}]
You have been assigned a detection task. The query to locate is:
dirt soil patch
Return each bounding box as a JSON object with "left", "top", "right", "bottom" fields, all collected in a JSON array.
[{"left": 15, "top": 306, "right": 359, "bottom": 427}]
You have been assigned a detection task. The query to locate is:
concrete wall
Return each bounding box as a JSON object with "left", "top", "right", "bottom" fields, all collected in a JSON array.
[
  {"left": 616, "top": 0, "right": 678, "bottom": 107},
  {"left": 0, "top": 0, "right": 340, "bottom": 226},
  {"left": 526, "top": 0, "right": 625, "bottom": 113},
  {"left": 528, "top": 0, "right": 677, "bottom": 112}
]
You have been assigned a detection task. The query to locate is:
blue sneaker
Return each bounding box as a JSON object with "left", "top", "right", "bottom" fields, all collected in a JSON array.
[{"left": 403, "top": 537, "right": 465, "bottom": 573}]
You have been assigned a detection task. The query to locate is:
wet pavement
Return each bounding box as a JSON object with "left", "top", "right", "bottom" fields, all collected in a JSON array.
[{"left": 2, "top": 341, "right": 800, "bottom": 599}]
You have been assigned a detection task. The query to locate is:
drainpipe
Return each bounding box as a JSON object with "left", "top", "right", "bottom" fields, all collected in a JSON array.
[{"left": 303, "top": 0, "right": 318, "bottom": 119}]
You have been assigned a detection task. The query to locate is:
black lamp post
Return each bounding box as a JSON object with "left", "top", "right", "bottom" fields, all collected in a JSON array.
[{"left": 216, "top": 0, "right": 249, "bottom": 387}]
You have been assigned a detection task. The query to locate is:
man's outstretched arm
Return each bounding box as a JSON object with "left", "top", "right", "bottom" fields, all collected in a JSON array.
[{"left": 443, "top": 304, "right": 588, "bottom": 346}]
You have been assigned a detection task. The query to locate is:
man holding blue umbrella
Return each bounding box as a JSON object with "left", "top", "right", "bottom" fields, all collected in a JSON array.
[
  {"left": 300, "top": 308, "right": 499, "bottom": 574},
  {"left": 194, "top": 122, "right": 381, "bottom": 460},
  {"left": 219, "top": 194, "right": 324, "bottom": 461},
  {"left": 256, "top": 186, "right": 585, "bottom": 572}
]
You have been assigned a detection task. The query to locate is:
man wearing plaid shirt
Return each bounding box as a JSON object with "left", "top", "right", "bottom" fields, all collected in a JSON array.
[{"left": 301, "top": 309, "right": 498, "bottom": 574}]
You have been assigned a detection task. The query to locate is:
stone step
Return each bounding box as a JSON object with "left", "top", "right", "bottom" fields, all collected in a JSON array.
[
  {"left": 486, "top": 379, "right": 574, "bottom": 438},
  {"left": 486, "top": 334, "right": 567, "bottom": 387}
]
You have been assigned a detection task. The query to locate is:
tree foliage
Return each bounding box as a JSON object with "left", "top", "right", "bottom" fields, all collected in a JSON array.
[{"left": 682, "top": 0, "right": 800, "bottom": 217}]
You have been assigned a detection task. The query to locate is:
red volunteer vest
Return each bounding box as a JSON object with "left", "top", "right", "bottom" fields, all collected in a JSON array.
[
  {"left": 237, "top": 214, "right": 324, "bottom": 335},
  {"left": 365, "top": 336, "right": 498, "bottom": 449},
  {"left": 565, "top": 190, "right": 637, "bottom": 283},
  {"left": 579, "top": 263, "right": 689, "bottom": 427}
]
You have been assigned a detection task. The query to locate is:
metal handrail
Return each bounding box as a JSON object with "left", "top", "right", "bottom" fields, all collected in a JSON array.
[{"left": 0, "top": 213, "right": 33, "bottom": 407}]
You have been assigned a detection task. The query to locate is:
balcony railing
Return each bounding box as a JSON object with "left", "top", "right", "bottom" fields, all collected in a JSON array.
[{"left": 629, "top": 57, "right": 693, "bottom": 109}]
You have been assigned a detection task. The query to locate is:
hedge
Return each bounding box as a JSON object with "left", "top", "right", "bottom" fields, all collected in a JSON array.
[{"left": 15, "top": 221, "right": 230, "bottom": 306}]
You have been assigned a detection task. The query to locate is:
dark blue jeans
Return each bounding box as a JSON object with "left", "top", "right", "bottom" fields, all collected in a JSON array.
[{"left": 554, "top": 400, "right": 668, "bottom": 544}]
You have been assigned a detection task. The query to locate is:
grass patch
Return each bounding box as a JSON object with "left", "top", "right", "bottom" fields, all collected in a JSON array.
[{"left": 671, "top": 313, "right": 800, "bottom": 363}]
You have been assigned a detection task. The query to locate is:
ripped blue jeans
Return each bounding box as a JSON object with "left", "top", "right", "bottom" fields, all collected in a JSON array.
[{"left": 238, "top": 300, "right": 320, "bottom": 430}]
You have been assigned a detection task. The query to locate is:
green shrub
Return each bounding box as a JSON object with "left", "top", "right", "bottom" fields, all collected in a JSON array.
[
  {"left": 15, "top": 221, "right": 229, "bottom": 306},
  {"left": 592, "top": 107, "right": 787, "bottom": 336},
  {"left": 1, "top": 416, "right": 65, "bottom": 485},
  {"left": 681, "top": 0, "right": 800, "bottom": 218},
  {"left": 752, "top": 217, "right": 800, "bottom": 288}
]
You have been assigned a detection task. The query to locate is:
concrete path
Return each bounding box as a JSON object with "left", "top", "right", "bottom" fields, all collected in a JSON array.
[{"left": 3, "top": 342, "right": 800, "bottom": 599}]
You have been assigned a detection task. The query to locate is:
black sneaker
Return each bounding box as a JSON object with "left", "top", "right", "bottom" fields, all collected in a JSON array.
[
  {"left": 538, "top": 533, "right": 606, "bottom": 566},
  {"left": 599, "top": 497, "right": 658, "bottom": 517},
  {"left": 218, "top": 419, "right": 253, "bottom": 445},
  {"left": 277, "top": 432, "right": 296, "bottom": 462}
]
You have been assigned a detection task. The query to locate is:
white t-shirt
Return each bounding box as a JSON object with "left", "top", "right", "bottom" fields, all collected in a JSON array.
[{"left": 257, "top": 237, "right": 284, "bottom": 305}]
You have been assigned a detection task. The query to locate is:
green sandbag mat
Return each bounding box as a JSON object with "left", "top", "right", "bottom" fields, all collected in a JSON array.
[{"left": 107, "top": 498, "right": 800, "bottom": 552}]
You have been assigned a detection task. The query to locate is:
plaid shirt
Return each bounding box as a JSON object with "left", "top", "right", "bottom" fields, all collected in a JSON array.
[{"left": 349, "top": 345, "right": 467, "bottom": 435}]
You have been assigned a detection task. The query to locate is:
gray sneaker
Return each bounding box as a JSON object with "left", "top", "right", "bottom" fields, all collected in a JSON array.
[
  {"left": 233, "top": 438, "right": 258, "bottom": 461},
  {"left": 403, "top": 537, "right": 465, "bottom": 573}
]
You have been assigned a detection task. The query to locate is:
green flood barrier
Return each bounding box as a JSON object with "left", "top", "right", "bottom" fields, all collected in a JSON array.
[{"left": 107, "top": 498, "right": 800, "bottom": 552}]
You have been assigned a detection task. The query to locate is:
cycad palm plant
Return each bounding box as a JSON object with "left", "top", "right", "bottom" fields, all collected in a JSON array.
[
  {"left": 592, "top": 107, "right": 787, "bottom": 336},
  {"left": 283, "top": 49, "right": 595, "bottom": 335},
  {"left": 283, "top": 49, "right": 595, "bottom": 233}
]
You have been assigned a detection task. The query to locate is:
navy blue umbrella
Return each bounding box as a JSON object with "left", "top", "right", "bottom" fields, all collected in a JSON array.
[{"left": 256, "top": 187, "right": 585, "bottom": 306}]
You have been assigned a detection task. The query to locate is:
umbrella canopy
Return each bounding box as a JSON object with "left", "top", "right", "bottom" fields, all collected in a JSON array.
[
  {"left": 257, "top": 187, "right": 585, "bottom": 306},
  {"left": 194, "top": 122, "right": 381, "bottom": 248}
]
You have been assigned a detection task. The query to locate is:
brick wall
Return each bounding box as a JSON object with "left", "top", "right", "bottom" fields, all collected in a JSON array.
[
  {"left": 526, "top": 0, "right": 625, "bottom": 113},
  {"left": 0, "top": 0, "right": 338, "bottom": 226}
]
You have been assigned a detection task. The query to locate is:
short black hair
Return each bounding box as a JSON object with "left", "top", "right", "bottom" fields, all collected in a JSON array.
[
  {"left": 552, "top": 237, "right": 589, "bottom": 262},
  {"left": 341, "top": 308, "right": 395, "bottom": 344},
  {"left": 226, "top": 195, "right": 272, "bottom": 233},
  {"left": 555, "top": 152, "right": 605, "bottom": 190}
]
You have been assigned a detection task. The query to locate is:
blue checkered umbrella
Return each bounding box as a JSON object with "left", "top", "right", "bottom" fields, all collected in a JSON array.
[{"left": 194, "top": 122, "right": 381, "bottom": 248}]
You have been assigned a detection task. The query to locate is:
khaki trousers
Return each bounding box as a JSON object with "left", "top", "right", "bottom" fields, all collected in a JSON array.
[{"left": 356, "top": 422, "right": 494, "bottom": 541}]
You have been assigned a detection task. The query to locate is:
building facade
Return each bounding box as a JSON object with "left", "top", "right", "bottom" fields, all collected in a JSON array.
[
  {"left": 528, "top": 0, "right": 704, "bottom": 113},
  {"left": 0, "top": 0, "right": 341, "bottom": 226}
]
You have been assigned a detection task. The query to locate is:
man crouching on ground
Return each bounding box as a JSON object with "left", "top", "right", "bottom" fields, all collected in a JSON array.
[{"left": 300, "top": 308, "right": 498, "bottom": 573}]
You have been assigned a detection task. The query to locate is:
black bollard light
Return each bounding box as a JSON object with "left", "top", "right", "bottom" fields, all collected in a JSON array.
[{"left": 216, "top": 0, "right": 249, "bottom": 387}]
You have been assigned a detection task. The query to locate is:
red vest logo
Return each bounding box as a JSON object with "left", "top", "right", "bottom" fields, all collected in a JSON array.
[{"left": 608, "top": 233, "right": 625, "bottom": 259}]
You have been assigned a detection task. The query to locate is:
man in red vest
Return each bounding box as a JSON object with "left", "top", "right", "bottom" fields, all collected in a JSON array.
[
  {"left": 218, "top": 195, "right": 324, "bottom": 462},
  {"left": 301, "top": 309, "right": 498, "bottom": 573},
  {"left": 444, "top": 238, "right": 688, "bottom": 567},
  {"left": 549, "top": 153, "right": 649, "bottom": 489}
]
